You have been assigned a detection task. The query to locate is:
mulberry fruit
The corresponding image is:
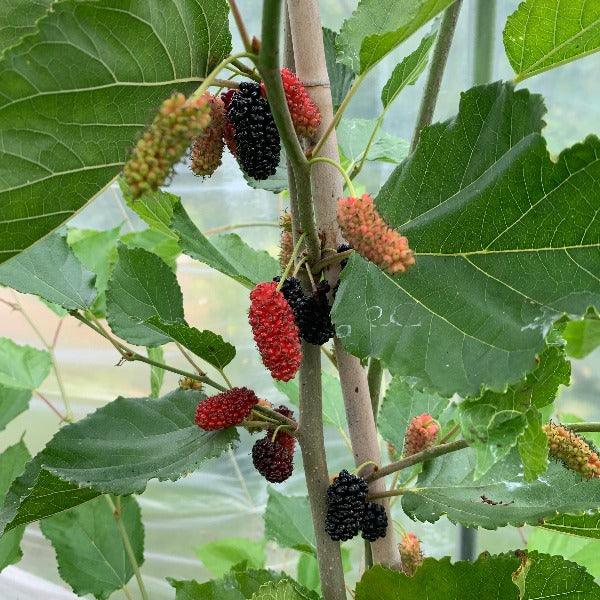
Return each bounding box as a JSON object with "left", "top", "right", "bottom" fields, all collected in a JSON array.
[
  {"left": 404, "top": 413, "right": 439, "bottom": 457},
  {"left": 226, "top": 82, "right": 281, "bottom": 180},
  {"left": 544, "top": 422, "right": 600, "bottom": 478},
  {"left": 269, "top": 405, "right": 297, "bottom": 452},
  {"left": 195, "top": 387, "right": 258, "bottom": 430},
  {"left": 400, "top": 533, "right": 423, "bottom": 576},
  {"left": 261, "top": 68, "right": 321, "bottom": 138},
  {"left": 360, "top": 501, "right": 388, "bottom": 542},
  {"left": 221, "top": 89, "right": 237, "bottom": 157},
  {"left": 252, "top": 435, "right": 294, "bottom": 483},
  {"left": 124, "top": 93, "right": 211, "bottom": 198},
  {"left": 248, "top": 282, "right": 302, "bottom": 381},
  {"left": 337, "top": 194, "right": 415, "bottom": 275},
  {"left": 325, "top": 470, "right": 369, "bottom": 541},
  {"left": 191, "top": 93, "right": 225, "bottom": 177},
  {"left": 279, "top": 213, "right": 294, "bottom": 272}
]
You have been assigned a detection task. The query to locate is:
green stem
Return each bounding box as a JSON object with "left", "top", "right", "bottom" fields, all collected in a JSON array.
[
  {"left": 439, "top": 422, "right": 460, "bottom": 444},
  {"left": 473, "top": 0, "right": 497, "bottom": 85},
  {"left": 121, "top": 586, "right": 134, "bottom": 600},
  {"left": 350, "top": 114, "right": 384, "bottom": 180},
  {"left": 277, "top": 233, "right": 307, "bottom": 289},
  {"left": 366, "top": 358, "right": 383, "bottom": 420},
  {"left": 311, "top": 249, "right": 353, "bottom": 274},
  {"left": 254, "top": 403, "right": 298, "bottom": 428},
  {"left": 204, "top": 221, "right": 279, "bottom": 236},
  {"left": 367, "top": 488, "right": 410, "bottom": 501},
  {"left": 309, "top": 157, "right": 356, "bottom": 196},
  {"left": 229, "top": 58, "right": 261, "bottom": 81},
  {"left": 192, "top": 52, "right": 257, "bottom": 100},
  {"left": 410, "top": 0, "right": 463, "bottom": 150},
  {"left": 567, "top": 422, "right": 600, "bottom": 432},
  {"left": 105, "top": 496, "right": 149, "bottom": 600}
]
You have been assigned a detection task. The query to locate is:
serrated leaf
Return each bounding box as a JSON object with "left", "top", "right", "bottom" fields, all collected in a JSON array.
[
  {"left": 518, "top": 409, "right": 549, "bottom": 481},
  {"left": 333, "top": 82, "right": 600, "bottom": 397},
  {"left": 121, "top": 228, "right": 180, "bottom": 270},
  {"left": 542, "top": 513, "right": 600, "bottom": 539},
  {"left": 402, "top": 447, "right": 600, "bottom": 529},
  {"left": 0, "top": 338, "right": 51, "bottom": 390},
  {"left": 264, "top": 488, "right": 315, "bottom": 555},
  {"left": 0, "top": 0, "right": 231, "bottom": 263},
  {"left": 563, "top": 313, "right": 600, "bottom": 359},
  {"left": 0, "top": 0, "right": 52, "bottom": 55},
  {"left": 196, "top": 537, "right": 265, "bottom": 577},
  {"left": 106, "top": 246, "right": 184, "bottom": 346},
  {"left": 251, "top": 579, "right": 319, "bottom": 600},
  {"left": 0, "top": 234, "right": 97, "bottom": 309},
  {"left": 0, "top": 386, "right": 31, "bottom": 433},
  {"left": 147, "top": 346, "right": 165, "bottom": 398},
  {"left": 504, "top": 0, "right": 600, "bottom": 82},
  {"left": 377, "top": 377, "right": 448, "bottom": 452},
  {"left": 381, "top": 29, "right": 437, "bottom": 108},
  {"left": 146, "top": 317, "right": 236, "bottom": 370},
  {"left": 171, "top": 201, "right": 279, "bottom": 288},
  {"left": 323, "top": 27, "right": 355, "bottom": 110},
  {"left": 337, "top": 0, "right": 455, "bottom": 73},
  {"left": 41, "top": 495, "right": 144, "bottom": 600},
  {"left": 0, "top": 389, "right": 237, "bottom": 533}
]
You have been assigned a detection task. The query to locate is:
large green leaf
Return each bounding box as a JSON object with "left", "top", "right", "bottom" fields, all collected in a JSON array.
[
  {"left": 41, "top": 495, "right": 144, "bottom": 600},
  {"left": 0, "top": 386, "right": 31, "bottom": 432},
  {"left": 323, "top": 27, "right": 355, "bottom": 110},
  {"left": 337, "top": 0, "right": 455, "bottom": 73},
  {"left": 333, "top": 82, "right": 600, "bottom": 397},
  {"left": 542, "top": 513, "right": 600, "bottom": 539},
  {"left": 106, "top": 246, "right": 184, "bottom": 346},
  {"left": 0, "top": 0, "right": 231, "bottom": 263},
  {"left": 0, "top": 0, "right": 52, "bottom": 56},
  {"left": 171, "top": 202, "right": 279, "bottom": 288},
  {"left": 0, "top": 441, "right": 29, "bottom": 572},
  {"left": 402, "top": 447, "right": 600, "bottom": 529},
  {"left": 196, "top": 537, "right": 265, "bottom": 577},
  {"left": 504, "top": 0, "right": 600, "bottom": 82},
  {"left": 0, "top": 337, "right": 51, "bottom": 390},
  {"left": 0, "top": 233, "right": 97, "bottom": 309},
  {"left": 0, "top": 389, "right": 237, "bottom": 532},
  {"left": 252, "top": 580, "right": 319, "bottom": 600},
  {"left": 563, "top": 312, "right": 600, "bottom": 359}
]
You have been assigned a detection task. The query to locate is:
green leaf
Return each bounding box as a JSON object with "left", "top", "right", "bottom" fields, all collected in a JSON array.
[
  {"left": 0, "top": 0, "right": 231, "bottom": 263},
  {"left": 41, "top": 495, "right": 144, "bottom": 600},
  {"left": 333, "top": 82, "right": 600, "bottom": 397},
  {"left": 542, "top": 512, "right": 600, "bottom": 539},
  {"left": 251, "top": 579, "right": 319, "bottom": 600},
  {"left": 0, "top": 0, "right": 52, "bottom": 55},
  {"left": 0, "top": 389, "right": 237, "bottom": 532},
  {"left": 296, "top": 554, "right": 320, "bottom": 594},
  {"left": 244, "top": 156, "right": 289, "bottom": 194},
  {"left": 0, "top": 386, "right": 31, "bottom": 432},
  {"left": 381, "top": 30, "right": 437, "bottom": 108},
  {"left": 504, "top": 0, "right": 600, "bottom": 82},
  {"left": 264, "top": 488, "right": 315, "bottom": 555},
  {"left": 518, "top": 409, "right": 549, "bottom": 481},
  {"left": 0, "top": 234, "right": 97, "bottom": 309},
  {"left": 196, "top": 537, "right": 265, "bottom": 577},
  {"left": 106, "top": 246, "right": 184, "bottom": 346},
  {"left": 146, "top": 317, "right": 236, "bottom": 370},
  {"left": 0, "top": 441, "right": 29, "bottom": 573},
  {"left": 121, "top": 228, "right": 180, "bottom": 270},
  {"left": 147, "top": 346, "right": 165, "bottom": 398},
  {"left": 337, "top": 0, "right": 455, "bottom": 73},
  {"left": 337, "top": 118, "right": 409, "bottom": 165},
  {"left": 323, "top": 27, "right": 355, "bottom": 110},
  {"left": 563, "top": 313, "right": 600, "bottom": 359},
  {"left": 402, "top": 447, "right": 600, "bottom": 529},
  {"left": 377, "top": 377, "right": 448, "bottom": 452},
  {"left": 171, "top": 202, "right": 279, "bottom": 288},
  {"left": 0, "top": 338, "right": 51, "bottom": 390}
]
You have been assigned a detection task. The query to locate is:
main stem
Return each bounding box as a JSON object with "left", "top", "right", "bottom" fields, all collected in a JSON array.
[{"left": 473, "top": 0, "right": 497, "bottom": 85}]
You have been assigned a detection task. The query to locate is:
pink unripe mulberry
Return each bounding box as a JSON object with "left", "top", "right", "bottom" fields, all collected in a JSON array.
[
  {"left": 191, "top": 93, "right": 225, "bottom": 177},
  {"left": 400, "top": 533, "right": 423, "bottom": 576},
  {"left": 544, "top": 422, "right": 600, "bottom": 478},
  {"left": 337, "top": 194, "right": 415, "bottom": 275},
  {"left": 248, "top": 282, "right": 302, "bottom": 381},
  {"left": 404, "top": 413, "right": 439, "bottom": 457}
]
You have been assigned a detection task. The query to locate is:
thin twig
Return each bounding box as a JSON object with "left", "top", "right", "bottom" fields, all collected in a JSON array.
[
  {"left": 174, "top": 342, "right": 205, "bottom": 375},
  {"left": 367, "top": 488, "right": 410, "bottom": 501},
  {"left": 35, "top": 391, "right": 67, "bottom": 422},
  {"left": 227, "top": 0, "right": 253, "bottom": 52},
  {"left": 204, "top": 221, "right": 278, "bottom": 236},
  {"left": 311, "top": 249, "right": 353, "bottom": 274},
  {"left": 254, "top": 403, "right": 298, "bottom": 428}
]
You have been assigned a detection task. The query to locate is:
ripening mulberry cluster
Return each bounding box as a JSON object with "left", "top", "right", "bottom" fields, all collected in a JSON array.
[
  {"left": 403, "top": 413, "right": 439, "bottom": 457},
  {"left": 248, "top": 282, "right": 302, "bottom": 381},
  {"left": 195, "top": 387, "right": 258, "bottom": 430},
  {"left": 337, "top": 194, "right": 415, "bottom": 275},
  {"left": 191, "top": 94, "right": 225, "bottom": 177},
  {"left": 544, "top": 422, "right": 600, "bottom": 478},
  {"left": 226, "top": 82, "right": 281, "bottom": 180},
  {"left": 124, "top": 93, "right": 211, "bottom": 198},
  {"left": 400, "top": 533, "right": 424, "bottom": 576},
  {"left": 275, "top": 277, "right": 335, "bottom": 346},
  {"left": 324, "top": 470, "right": 387, "bottom": 542}
]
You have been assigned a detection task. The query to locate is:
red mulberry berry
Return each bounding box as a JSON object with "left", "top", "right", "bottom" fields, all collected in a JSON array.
[
  {"left": 260, "top": 68, "right": 321, "bottom": 138},
  {"left": 226, "top": 82, "right": 281, "bottom": 180},
  {"left": 221, "top": 89, "right": 238, "bottom": 157},
  {"left": 252, "top": 435, "right": 294, "bottom": 483},
  {"left": 124, "top": 93, "right": 211, "bottom": 198},
  {"left": 325, "top": 470, "right": 369, "bottom": 541},
  {"left": 248, "top": 282, "right": 302, "bottom": 381},
  {"left": 360, "top": 501, "right": 388, "bottom": 542},
  {"left": 544, "top": 422, "right": 600, "bottom": 478},
  {"left": 404, "top": 414, "right": 439, "bottom": 457},
  {"left": 191, "top": 94, "right": 225, "bottom": 177},
  {"left": 195, "top": 387, "right": 258, "bottom": 431},
  {"left": 400, "top": 533, "right": 423, "bottom": 576},
  {"left": 269, "top": 405, "right": 297, "bottom": 452},
  {"left": 337, "top": 194, "right": 415, "bottom": 275}
]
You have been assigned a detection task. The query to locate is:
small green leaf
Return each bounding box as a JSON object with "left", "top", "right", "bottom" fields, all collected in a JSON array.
[
  {"left": 0, "top": 234, "right": 97, "bottom": 309},
  {"left": 518, "top": 409, "right": 549, "bottom": 481},
  {"left": 563, "top": 313, "right": 600, "bottom": 359},
  {"left": 172, "top": 202, "right": 278, "bottom": 288},
  {"left": 542, "top": 513, "right": 600, "bottom": 539},
  {"left": 0, "top": 386, "right": 31, "bottom": 432},
  {"left": 504, "top": 0, "right": 600, "bottom": 82},
  {"left": 147, "top": 346, "right": 165, "bottom": 398},
  {"left": 296, "top": 554, "right": 320, "bottom": 593},
  {"left": 264, "top": 488, "right": 315, "bottom": 555},
  {"left": 0, "top": 338, "right": 51, "bottom": 390},
  {"left": 41, "top": 495, "right": 144, "bottom": 600},
  {"left": 252, "top": 579, "right": 319, "bottom": 600},
  {"left": 337, "top": 0, "right": 455, "bottom": 73},
  {"left": 147, "top": 317, "right": 236, "bottom": 370},
  {"left": 0, "top": 0, "right": 52, "bottom": 55},
  {"left": 106, "top": 246, "right": 184, "bottom": 346},
  {"left": 196, "top": 537, "right": 265, "bottom": 577},
  {"left": 381, "top": 30, "right": 437, "bottom": 108},
  {"left": 323, "top": 27, "right": 355, "bottom": 109},
  {"left": 121, "top": 228, "right": 180, "bottom": 271}
]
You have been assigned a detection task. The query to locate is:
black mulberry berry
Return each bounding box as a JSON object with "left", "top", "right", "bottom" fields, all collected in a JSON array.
[
  {"left": 325, "top": 470, "right": 368, "bottom": 541},
  {"left": 252, "top": 436, "right": 294, "bottom": 483},
  {"left": 360, "top": 501, "right": 388, "bottom": 542}
]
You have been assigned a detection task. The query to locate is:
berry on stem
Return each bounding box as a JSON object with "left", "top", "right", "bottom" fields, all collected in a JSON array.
[
  {"left": 400, "top": 533, "right": 423, "bottom": 576},
  {"left": 252, "top": 435, "right": 294, "bottom": 483},
  {"left": 404, "top": 413, "right": 439, "bottom": 457},
  {"left": 195, "top": 387, "right": 259, "bottom": 430},
  {"left": 248, "top": 282, "right": 302, "bottom": 381},
  {"left": 337, "top": 194, "right": 415, "bottom": 275},
  {"left": 325, "top": 470, "right": 369, "bottom": 542},
  {"left": 360, "top": 501, "right": 388, "bottom": 542},
  {"left": 191, "top": 93, "right": 225, "bottom": 178},
  {"left": 544, "top": 422, "right": 600, "bottom": 478}
]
